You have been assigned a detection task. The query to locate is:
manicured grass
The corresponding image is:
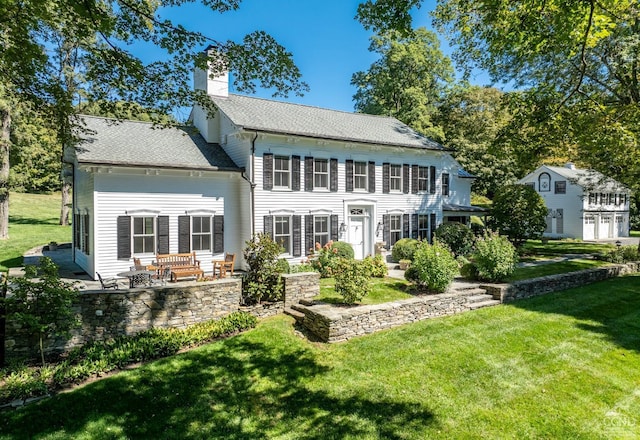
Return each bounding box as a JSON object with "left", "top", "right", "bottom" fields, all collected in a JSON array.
[
  {"left": 1, "top": 192, "right": 71, "bottom": 272},
  {"left": 1, "top": 274, "right": 639, "bottom": 438},
  {"left": 317, "top": 276, "right": 412, "bottom": 304},
  {"left": 631, "top": 230, "right": 639, "bottom": 238},
  {"left": 521, "top": 239, "right": 615, "bottom": 256},
  {"left": 508, "top": 258, "right": 611, "bottom": 281}
]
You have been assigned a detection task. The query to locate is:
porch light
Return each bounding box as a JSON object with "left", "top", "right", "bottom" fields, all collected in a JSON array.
[
  {"left": 376, "top": 221, "right": 383, "bottom": 237},
  {"left": 339, "top": 223, "right": 347, "bottom": 234}
]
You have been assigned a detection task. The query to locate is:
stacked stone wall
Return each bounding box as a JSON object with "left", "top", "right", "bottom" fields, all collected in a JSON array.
[{"left": 483, "top": 262, "right": 640, "bottom": 302}]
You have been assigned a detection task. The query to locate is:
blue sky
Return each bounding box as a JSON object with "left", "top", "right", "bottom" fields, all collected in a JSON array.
[{"left": 155, "top": 0, "right": 490, "bottom": 113}]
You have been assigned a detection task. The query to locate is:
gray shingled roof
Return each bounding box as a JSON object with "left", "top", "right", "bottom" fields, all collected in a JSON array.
[
  {"left": 74, "top": 116, "right": 240, "bottom": 171},
  {"left": 211, "top": 94, "right": 445, "bottom": 150},
  {"left": 544, "top": 165, "right": 628, "bottom": 192}
]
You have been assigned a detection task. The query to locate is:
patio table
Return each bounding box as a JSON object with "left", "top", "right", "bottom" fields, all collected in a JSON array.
[{"left": 116, "top": 269, "right": 155, "bottom": 288}]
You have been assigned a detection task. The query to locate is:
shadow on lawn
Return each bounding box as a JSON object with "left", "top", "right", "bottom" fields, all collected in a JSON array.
[
  {"left": 510, "top": 274, "right": 640, "bottom": 353},
  {"left": 8, "top": 215, "right": 60, "bottom": 226},
  {"left": 0, "top": 337, "right": 435, "bottom": 439}
]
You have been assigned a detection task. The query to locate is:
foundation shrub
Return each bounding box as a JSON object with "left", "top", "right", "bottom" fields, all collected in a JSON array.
[
  {"left": 405, "top": 240, "right": 458, "bottom": 292},
  {"left": 242, "top": 233, "right": 286, "bottom": 304},
  {"left": 434, "top": 223, "right": 476, "bottom": 257},
  {"left": 362, "top": 254, "right": 388, "bottom": 278},
  {"left": 333, "top": 258, "right": 372, "bottom": 304},
  {"left": 472, "top": 232, "right": 518, "bottom": 282},
  {"left": 309, "top": 240, "right": 354, "bottom": 278},
  {"left": 391, "top": 238, "right": 420, "bottom": 262}
]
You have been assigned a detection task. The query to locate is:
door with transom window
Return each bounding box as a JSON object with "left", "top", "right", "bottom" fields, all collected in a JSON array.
[{"left": 347, "top": 206, "right": 371, "bottom": 260}]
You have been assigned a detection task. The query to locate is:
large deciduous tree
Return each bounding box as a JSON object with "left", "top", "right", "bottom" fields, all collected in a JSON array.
[
  {"left": 0, "top": 0, "right": 309, "bottom": 238},
  {"left": 351, "top": 27, "right": 454, "bottom": 141}
]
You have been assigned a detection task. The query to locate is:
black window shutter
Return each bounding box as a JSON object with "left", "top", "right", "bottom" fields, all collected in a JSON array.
[
  {"left": 403, "top": 164, "right": 410, "bottom": 194},
  {"left": 263, "top": 153, "right": 273, "bottom": 190},
  {"left": 264, "top": 215, "right": 273, "bottom": 239},
  {"left": 430, "top": 166, "right": 436, "bottom": 194},
  {"left": 411, "top": 165, "right": 419, "bottom": 193},
  {"left": 305, "top": 156, "right": 314, "bottom": 191},
  {"left": 305, "top": 215, "right": 314, "bottom": 255},
  {"left": 292, "top": 155, "right": 301, "bottom": 191},
  {"left": 157, "top": 216, "right": 170, "bottom": 254},
  {"left": 330, "top": 159, "right": 338, "bottom": 192},
  {"left": 178, "top": 215, "right": 191, "bottom": 253},
  {"left": 403, "top": 214, "right": 410, "bottom": 238},
  {"left": 382, "top": 163, "right": 390, "bottom": 194},
  {"left": 117, "top": 216, "right": 131, "bottom": 259},
  {"left": 330, "top": 215, "right": 339, "bottom": 241},
  {"left": 213, "top": 215, "right": 224, "bottom": 253},
  {"left": 74, "top": 213, "right": 80, "bottom": 249},
  {"left": 83, "top": 214, "right": 90, "bottom": 253},
  {"left": 368, "top": 161, "right": 376, "bottom": 193},
  {"left": 292, "top": 215, "right": 302, "bottom": 257},
  {"left": 411, "top": 214, "right": 418, "bottom": 239},
  {"left": 383, "top": 214, "right": 390, "bottom": 250},
  {"left": 430, "top": 213, "right": 437, "bottom": 242},
  {"left": 346, "top": 159, "right": 354, "bottom": 192}
]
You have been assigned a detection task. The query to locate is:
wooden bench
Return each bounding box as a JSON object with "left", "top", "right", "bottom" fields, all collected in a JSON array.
[{"left": 155, "top": 252, "right": 204, "bottom": 282}]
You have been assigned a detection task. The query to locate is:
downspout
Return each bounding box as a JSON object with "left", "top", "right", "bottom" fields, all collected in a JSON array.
[{"left": 240, "top": 131, "right": 258, "bottom": 236}]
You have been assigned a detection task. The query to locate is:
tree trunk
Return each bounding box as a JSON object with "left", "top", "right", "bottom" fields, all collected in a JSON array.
[
  {"left": 59, "top": 164, "right": 71, "bottom": 226},
  {"left": 0, "top": 107, "right": 10, "bottom": 240}
]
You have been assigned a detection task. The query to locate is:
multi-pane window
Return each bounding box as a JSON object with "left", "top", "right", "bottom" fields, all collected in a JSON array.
[
  {"left": 314, "top": 159, "right": 329, "bottom": 189},
  {"left": 442, "top": 173, "right": 450, "bottom": 196},
  {"left": 274, "top": 216, "right": 291, "bottom": 254},
  {"left": 417, "top": 214, "right": 429, "bottom": 240},
  {"left": 554, "top": 181, "right": 566, "bottom": 194},
  {"left": 390, "top": 214, "right": 402, "bottom": 246},
  {"left": 192, "top": 216, "right": 211, "bottom": 251},
  {"left": 314, "top": 216, "right": 330, "bottom": 247},
  {"left": 418, "top": 166, "right": 428, "bottom": 192},
  {"left": 390, "top": 164, "right": 402, "bottom": 192},
  {"left": 133, "top": 217, "right": 155, "bottom": 254},
  {"left": 273, "top": 156, "right": 290, "bottom": 188},
  {"left": 588, "top": 193, "right": 595, "bottom": 205},
  {"left": 354, "top": 161, "right": 368, "bottom": 190}
]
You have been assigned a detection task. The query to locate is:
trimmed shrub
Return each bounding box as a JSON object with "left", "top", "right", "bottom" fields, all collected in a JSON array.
[
  {"left": 434, "top": 223, "right": 476, "bottom": 257},
  {"left": 242, "top": 233, "right": 286, "bottom": 304},
  {"left": 391, "top": 238, "right": 420, "bottom": 262},
  {"left": 405, "top": 240, "right": 458, "bottom": 293},
  {"left": 473, "top": 232, "right": 518, "bottom": 282},
  {"left": 333, "top": 258, "right": 372, "bottom": 304},
  {"left": 309, "top": 240, "right": 354, "bottom": 278},
  {"left": 362, "top": 254, "right": 388, "bottom": 278},
  {"left": 602, "top": 245, "right": 639, "bottom": 263}
]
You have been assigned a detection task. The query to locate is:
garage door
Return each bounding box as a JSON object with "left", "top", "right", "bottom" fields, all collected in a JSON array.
[
  {"left": 601, "top": 215, "right": 612, "bottom": 239},
  {"left": 584, "top": 215, "right": 595, "bottom": 240}
]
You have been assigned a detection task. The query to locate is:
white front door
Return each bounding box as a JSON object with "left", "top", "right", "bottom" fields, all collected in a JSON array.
[{"left": 347, "top": 206, "right": 371, "bottom": 260}]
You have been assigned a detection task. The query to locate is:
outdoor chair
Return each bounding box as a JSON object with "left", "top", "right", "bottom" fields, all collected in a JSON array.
[
  {"left": 221, "top": 253, "right": 235, "bottom": 277},
  {"left": 97, "top": 272, "right": 119, "bottom": 290}
]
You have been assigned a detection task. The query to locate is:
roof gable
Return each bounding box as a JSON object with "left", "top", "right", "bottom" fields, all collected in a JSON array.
[
  {"left": 521, "top": 165, "right": 629, "bottom": 192},
  {"left": 74, "top": 116, "right": 240, "bottom": 171},
  {"left": 211, "top": 94, "right": 445, "bottom": 151}
]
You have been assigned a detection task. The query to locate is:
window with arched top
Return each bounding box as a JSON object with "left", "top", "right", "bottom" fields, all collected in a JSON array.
[{"left": 538, "top": 172, "right": 551, "bottom": 192}]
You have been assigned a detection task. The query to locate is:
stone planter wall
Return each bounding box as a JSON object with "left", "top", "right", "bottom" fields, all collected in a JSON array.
[
  {"left": 482, "top": 262, "right": 640, "bottom": 303},
  {"left": 282, "top": 272, "right": 320, "bottom": 307},
  {"left": 4, "top": 278, "right": 242, "bottom": 360},
  {"left": 298, "top": 291, "right": 478, "bottom": 343}
]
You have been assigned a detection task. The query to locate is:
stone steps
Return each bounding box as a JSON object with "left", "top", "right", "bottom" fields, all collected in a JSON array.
[
  {"left": 284, "top": 307, "right": 306, "bottom": 322},
  {"left": 468, "top": 298, "right": 501, "bottom": 310}
]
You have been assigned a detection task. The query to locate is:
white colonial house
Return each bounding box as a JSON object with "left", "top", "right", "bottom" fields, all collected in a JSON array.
[
  {"left": 71, "top": 68, "right": 481, "bottom": 279},
  {"left": 518, "top": 163, "right": 631, "bottom": 240}
]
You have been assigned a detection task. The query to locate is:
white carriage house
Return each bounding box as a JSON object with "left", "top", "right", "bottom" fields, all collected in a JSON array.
[
  {"left": 518, "top": 163, "right": 631, "bottom": 240},
  {"left": 72, "top": 65, "right": 481, "bottom": 279}
]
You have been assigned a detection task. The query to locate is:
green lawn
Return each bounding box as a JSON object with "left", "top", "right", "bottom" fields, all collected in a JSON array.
[
  {"left": 1, "top": 274, "right": 639, "bottom": 439},
  {"left": 521, "top": 239, "right": 615, "bottom": 256},
  {"left": 508, "top": 258, "right": 611, "bottom": 281},
  {"left": 317, "top": 277, "right": 412, "bottom": 304},
  {"left": 1, "top": 192, "right": 71, "bottom": 272}
]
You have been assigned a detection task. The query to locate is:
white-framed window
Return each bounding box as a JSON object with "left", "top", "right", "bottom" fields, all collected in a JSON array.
[
  {"left": 192, "top": 216, "right": 211, "bottom": 251},
  {"left": 390, "top": 164, "right": 402, "bottom": 192},
  {"left": 354, "top": 161, "right": 368, "bottom": 191},
  {"left": 538, "top": 172, "right": 551, "bottom": 192},
  {"left": 314, "top": 158, "right": 329, "bottom": 190},
  {"left": 442, "top": 173, "right": 450, "bottom": 196},
  {"left": 616, "top": 215, "right": 624, "bottom": 223},
  {"left": 274, "top": 216, "right": 291, "bottom": 254},
  {"left": 418, "top": 166, "right": 428, "bottom": 192},
  {"left": 274, "top": 156, "right": 290, "bottom": 189},
  {"left": 314, "top": 215, "right": 330, "bottom": 247},
  {"left": 585, "top": 215, "right": 595, "bottom": 224},
  {"left": 417, "top": 214, "right": 429, "bottom": 240},
  {"left": 390, "top": 214, "right": 402, "bottom": 246},
  {"left": 554, "top": 181, "right": 566, "bottom": 194},
  {"left": 133, "top": 216, "right": 155, "bottom": 254}
]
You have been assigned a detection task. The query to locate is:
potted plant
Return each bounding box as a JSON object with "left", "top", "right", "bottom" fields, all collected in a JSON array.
[{"left": 48, "top": 241, "right": 58, "bottom": 251}]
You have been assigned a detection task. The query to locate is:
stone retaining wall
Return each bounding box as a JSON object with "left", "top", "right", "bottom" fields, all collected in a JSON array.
[
  {"left": 4, "top": 278, "right": 242, "bottom": 359},
  {"left": 283, "top": 272, "right": 321, "bottom": 307},
  {"left": 298, "top": 291, "right": 477, "bottom": 343},
  {"left": 483, "top": 262, "right": 640, "bottom": 302}
]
